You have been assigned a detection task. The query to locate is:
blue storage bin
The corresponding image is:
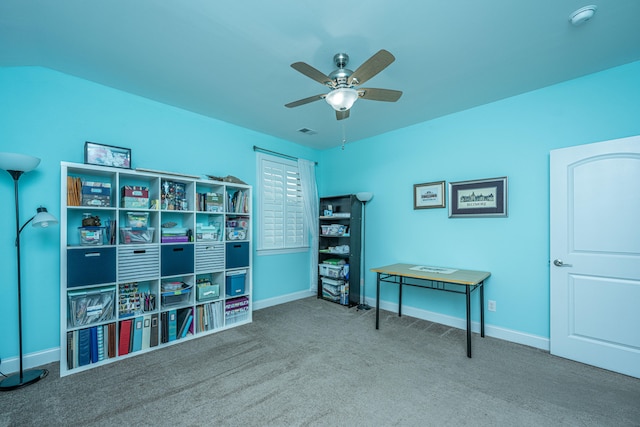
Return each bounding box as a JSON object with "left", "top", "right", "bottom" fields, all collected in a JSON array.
[
  {"left": 161, "top": 244, "right": 194, "bottom": 276},
  {"left": 226, "top": 270, "right": 247, "bottom": 296},
  {"left": 67, "top": 247, "right": 116, "bottom": 287},
  {"left": 225, "top": 242, "right": 249, "bottom": 269}
]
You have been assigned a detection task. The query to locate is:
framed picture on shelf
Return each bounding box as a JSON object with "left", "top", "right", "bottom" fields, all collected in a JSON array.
[
  {"left": 448, "top": 177, "right": 508, "bottom": 218},
  {"left": 84, "top": 141, "right": 131, "bottom": 169},
  {"left": 414, "top": 181, "right": 445, "bottom": 209}
]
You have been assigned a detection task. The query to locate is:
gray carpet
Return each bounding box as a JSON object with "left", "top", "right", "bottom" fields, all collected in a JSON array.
[{"left": 1, "top": 297, "right": 639, "bottom": 426}]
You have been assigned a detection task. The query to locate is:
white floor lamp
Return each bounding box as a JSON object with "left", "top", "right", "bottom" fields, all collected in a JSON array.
[
  {"left": 356, "top": 192, "right": 373, "bottom": 310},
  {"left": 0, "top": 152, "right": 58, "bottom": 391}
]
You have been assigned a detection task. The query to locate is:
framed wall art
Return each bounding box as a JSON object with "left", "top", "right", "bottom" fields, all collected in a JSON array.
[
  {"left": 414, "top": 181, "right": 445, "bottom": 209},
  {"left": 448, "top": 177, "right": 507, "bottom": 218},
  {"left": 84, "top": 141, "right": 131, "bottom": 169}
]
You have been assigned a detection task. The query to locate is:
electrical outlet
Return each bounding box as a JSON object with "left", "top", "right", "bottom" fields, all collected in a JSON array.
[{"left": 488, "top": 300, "right": 496, "bottom": 312}]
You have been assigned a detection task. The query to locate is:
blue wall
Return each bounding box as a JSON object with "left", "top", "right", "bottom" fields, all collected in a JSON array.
[
  {"left": 0, "top": 66, "right": 318, "bottom": 361},
  {"left": 319, "top": 60, "right": 640, "bottom": 341},
  {"left": 1, "top": 60, "right": 639, "bottom": 365}
]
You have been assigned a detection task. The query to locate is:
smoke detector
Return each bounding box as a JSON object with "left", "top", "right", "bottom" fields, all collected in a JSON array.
[{"left": 569, "top": 5, "right": 597, "bottom": 26}]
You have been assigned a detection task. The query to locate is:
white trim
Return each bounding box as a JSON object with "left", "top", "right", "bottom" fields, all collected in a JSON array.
[
  {"left": 371, "top": 296, "right": 549, "bottom": 351},
  {"left": 256, "top": 246, "right": 309, "bottom": 256},
  {"left": 0, "top": 347, "right": 59, "bottom": 375},
  {"left": 4, "top": 293, "right": 547, "bottom": 372},
  {"left": 253, "top": 290, "right": 316, "bottom": 311}
]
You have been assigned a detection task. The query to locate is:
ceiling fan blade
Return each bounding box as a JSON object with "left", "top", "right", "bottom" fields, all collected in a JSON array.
[
  {"left": 291, "top": 62, "right": 334, "bottom": 87},
  {"left": 336, "top": 109, "right": 350, "bottom": 121},
  {"left": 358, "top": 88, "right": 403, "bottom": 102},
  {"left": 285, "top": 94, "right": 326, "bottom": 108},
  {"left": 348, "top": 49, "right": 395, "bottom": 86}
]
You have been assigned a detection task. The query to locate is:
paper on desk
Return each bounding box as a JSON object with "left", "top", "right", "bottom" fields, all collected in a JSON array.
[{"left": 410, "top": 266, "right": 457, "bottom": 274}]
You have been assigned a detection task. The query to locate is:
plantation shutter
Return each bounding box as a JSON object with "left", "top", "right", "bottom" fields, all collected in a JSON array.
[{"left": 258, "top": 154, "right": 306, "bottom": 251}]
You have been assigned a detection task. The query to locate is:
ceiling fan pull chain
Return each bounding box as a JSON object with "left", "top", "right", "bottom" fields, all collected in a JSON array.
[{"left": 342, "top": 122, "right": 347, "bottom": 150}]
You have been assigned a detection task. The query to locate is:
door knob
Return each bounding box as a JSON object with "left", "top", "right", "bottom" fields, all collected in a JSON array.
[{"left": 553, "top": 259, "right": 572, "bottom": 267}]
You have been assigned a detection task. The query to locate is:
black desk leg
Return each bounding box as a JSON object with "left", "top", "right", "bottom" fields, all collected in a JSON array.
[
  {"left": 375, "top": 272, "right": 380, "bottom": 330},
  {"left": 480, "top": 282, "right": 485, "bottom": 338},
  {"left": 466, "top": 286, "right": 472, "bottom": 358},
  {"left": 398, "top": 276, "right": 403, "bottom": 317}
]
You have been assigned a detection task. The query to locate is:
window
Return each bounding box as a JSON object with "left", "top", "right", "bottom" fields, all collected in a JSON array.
[{"left": 256, "top": 153, "right": 307, "bottom": 253}]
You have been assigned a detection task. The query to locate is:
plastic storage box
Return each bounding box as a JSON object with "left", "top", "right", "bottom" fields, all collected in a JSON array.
[
  {"left": 319, "top": 263, "right": 344, "bottom": 279},
  {"left": 79, "top": 226, "right": 105, "bottom": 245},
  {"left": 161, "top": 282, "right": 192, "bottom": 307},
  {"left": 321, "top": 277, "right": 345, "bottom": 302},
  {"left": 120, "top": 227, "right": 155, "bottom": 244},
  {"left": 196, "top": 282, "right": 220, "bottom": 301}
]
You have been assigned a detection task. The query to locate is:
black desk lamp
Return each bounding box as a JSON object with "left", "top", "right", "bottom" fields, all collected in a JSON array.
[{"left": 0, "top": 152, "right": 58, "bottom": 391}]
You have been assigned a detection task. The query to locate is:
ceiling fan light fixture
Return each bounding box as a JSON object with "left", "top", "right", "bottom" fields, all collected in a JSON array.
[{"left": 325, "top": 88, "right": 359, "bottom": 111}]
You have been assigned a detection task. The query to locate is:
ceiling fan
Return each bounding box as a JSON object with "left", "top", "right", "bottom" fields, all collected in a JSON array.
[{"left": 285, "top": 49, "right": 402, "bottom": 120}]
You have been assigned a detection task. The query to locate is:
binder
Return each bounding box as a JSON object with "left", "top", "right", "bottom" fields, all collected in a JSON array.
[
  {"left": 73, "top": 330, "right": 79, "bottom": 368},
  {"left": 168, "top": 309, "right": 177, "bottom": 341},
  {"left": 90, "top": 326, "right": 98, "bottom": 363},
  {"left": 132, "top": 317, "right": 143, "bottom": 352},
  {"left": 67, "top": 331, "right": 74, "bottom": 369},
  {"left": 160, "top": 311, "right": 168, "bottom": 344},
  {"left": 141, "top": 315, "right": 151, "bottom": 350},
  {"left": 119, "top": 319, "right": 133, "bottom": 356},
  {"left": 102, "top": 324, "right": 109, "bottom": 359},
  {"left": 78, "top": 328, "right": 91, "bottom": 366},
  {"left": 177, "top": 309, "right": 190, "bottom": 338},
  {"left": 150, "top": 313, "right": 159, "bottom": 347},
  {"left": 181, "top": 315, "right": 193, "bottom": 338},
  {"left": 108, "top": 323, "right": 117, "bottom": 358},
  {"left": 96, "top": 325, "right": 105, "bottom": 361}
]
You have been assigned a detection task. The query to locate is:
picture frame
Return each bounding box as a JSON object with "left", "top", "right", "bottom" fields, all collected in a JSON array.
[
  {"left": 448, "top": 177, "right": 508, "bottom": 218},
  {"left": 84, "top": 141, "right": 131, "bottom": 169},
  {"left": 414, "top": 181, "right": 445, "bottom": 209}
]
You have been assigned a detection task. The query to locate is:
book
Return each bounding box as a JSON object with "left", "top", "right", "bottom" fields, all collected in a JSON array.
[
  {"left": 90, "top": 326, "right": 98, "bottom": 363},
  {"left": 108, "top": 323, "right": 117, "bottom": 358},
  {"left": 97, "top": 326, "right": 104, "bottom": 360},
  {"left": 141, "top": 315, "right": 151, "bottom": 350},
  {"left": 73, "top": 330, "right": 79, "bottom": 368},
  {"left": 176, "top": 309, "right": 191, "bottom": 338},
  {"left": 150, "top": 313, "right": 159, "bottom": 347},
  {"left": 168, "top": 309, "right": 177, "bottom": 341},
  {"left": 132, "top": 317, "right": 143, "bottom": 352},
  {"left": 101, "top": 324, "right": 108, "bottom": 360},
  {"left": 67, "top": 331, "right": 74, "bottom": 369},
  {"left": 118, "top": 319, "right": 132, "bottom": 356},
  {"left": 160, "top": 312, "right": 168, "bottom": 344},
  {"left": 78, "top": 328, "right": 91, "bottom": 367},
  {"left": 181, "top": 315, "right": 193, "bottom": 338}
]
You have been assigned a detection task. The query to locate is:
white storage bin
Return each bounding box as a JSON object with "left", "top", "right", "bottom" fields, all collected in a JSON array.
[
  {"left": 319, "top": 263, "right": 344, "bottom": 279},
  {"left": 321, "top": 277, "right": 344, "bottom": 302}
]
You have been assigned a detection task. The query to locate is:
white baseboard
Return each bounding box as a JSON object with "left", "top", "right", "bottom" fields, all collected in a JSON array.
[
  {"left": 2, "top": 292, "right": 548, "bottom": 375},
  {"left": 253, "top": 290, "right": 316, "bottom": 311},
  {"left": 369, "top": 296, "right": 550, "bottom": 351},
  {"left": 0, "top": 347, "right": 59, "bottom": 375}
]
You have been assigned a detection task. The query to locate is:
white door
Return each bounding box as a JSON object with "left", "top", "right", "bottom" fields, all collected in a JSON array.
[{"left": 550, "top": 135, "right": 640, "bottom": 379}]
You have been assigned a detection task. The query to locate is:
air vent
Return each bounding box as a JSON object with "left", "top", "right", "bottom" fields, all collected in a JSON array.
[{"left": 297, "top": 128, "right": 317, "bottom": 135}]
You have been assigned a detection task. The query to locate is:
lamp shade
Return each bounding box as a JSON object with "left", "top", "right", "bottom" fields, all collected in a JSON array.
[
  {"left": 0, "top": 152, "right": 41, "bottom": 173},
  {"left": 356, "top": 192, "right": 373, "bottom": 203},
  {"left": 325, "top": 88, "right": 359, "bottom": 111},
  {"left": 32, "top": 206, "right": 58, "bottom": 228}
]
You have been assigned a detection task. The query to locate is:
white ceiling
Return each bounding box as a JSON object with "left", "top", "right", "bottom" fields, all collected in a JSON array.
[{"left": 1, "top": 1, "right": 639, "bottom": 150}]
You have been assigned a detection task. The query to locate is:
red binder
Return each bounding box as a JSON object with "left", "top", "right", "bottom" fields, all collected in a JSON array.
[{"left": 118, "top": 319, "right": 133, "bottom": 356}]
